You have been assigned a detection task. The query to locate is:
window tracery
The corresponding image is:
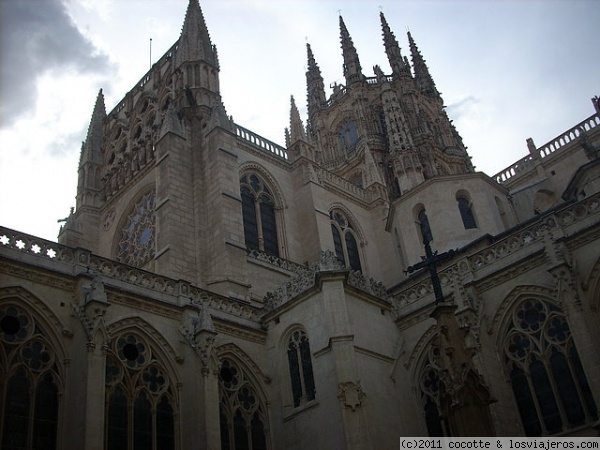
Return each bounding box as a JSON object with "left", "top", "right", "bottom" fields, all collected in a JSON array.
[
  {"left": 287, "top": 330, "right": 316, "bottom": 408},
  {"left": 105, "top": 332, "right": 176, "bottom": 450},
  {"left": 117, "top": 190, "right": 156, "bottom": 267},
  {"left": 240, "top": 173, "right": 279, "bottom": 257},
  {"left": 219, "top": 358, "right": 268, "bottom": 450},
  {"left": 502, "top": 298, "right": 597, "bottom": 436},
  {"left": 330, "top": 209, "right": 362, "bottom": 271},
  {"left": 418, "top": 345, "right": 450, "bottom": 437},
  {"left": 0, "top": 304, "right": 61, "bottom": 450}
]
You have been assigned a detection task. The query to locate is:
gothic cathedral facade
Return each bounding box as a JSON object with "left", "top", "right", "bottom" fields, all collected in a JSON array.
[{"left": 1, "top": 1, "right": 600, "bottom": 448}]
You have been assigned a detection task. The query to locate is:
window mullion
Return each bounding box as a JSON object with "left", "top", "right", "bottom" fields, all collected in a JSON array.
[
  {"left": 254, "top": 198, "right": 264, "bottom": 251},
  {"left": 297, "top": 347, "right": 307, "bottom": 404},
  {"left": 525, "top": 363, "right": 547, "bottom": 435},
  {"left": 28, "top": 375, "right": 37, "bottom": 450}
]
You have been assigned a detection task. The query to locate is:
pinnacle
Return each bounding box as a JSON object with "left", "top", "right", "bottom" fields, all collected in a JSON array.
[{"left": 175, "top": 0, "right": 216, "bottom": 67}]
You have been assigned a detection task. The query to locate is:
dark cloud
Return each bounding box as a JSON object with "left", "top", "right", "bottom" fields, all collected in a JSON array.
[{"left": 0, "top": 0, "right": 113, "bottom": 127}]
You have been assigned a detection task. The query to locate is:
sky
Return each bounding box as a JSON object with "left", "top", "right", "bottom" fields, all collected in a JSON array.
[{"left": 0, "top": 0, "right": 598, "bottom": 242}]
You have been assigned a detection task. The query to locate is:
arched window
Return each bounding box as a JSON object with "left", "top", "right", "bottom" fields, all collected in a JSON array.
[
  {"left": 0, "top": 304, "right": 60, "bottom": 450},
  {"left": 241, "top": 173, "right": 279, "bottom": 257},
  {"left": 457, "top": 196, "right": 477, "bottom": 229},
  {"left": 218, "top": 358, "right": 268, "bottom": 450},
  {"left": 287, "top": 330, "right": 316, "bottom": 408},
  {"left": 105, "top": 333, "right": 176, "bottom": 450},
  {"left": 417, "top": 208, "right": 433, "bottom": 244},
  {"left": 502, "top": 298, "right": 597, "bottom": 436},
  {"left": 418, "top": 345, "right": 451, "bottom": 437},
  {"left": 330, "top": 209, "right": 362, "bottom": 271}
]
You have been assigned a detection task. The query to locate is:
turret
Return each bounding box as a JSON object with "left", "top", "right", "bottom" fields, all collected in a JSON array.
[
  {"left": 174, "top": 0, "right": 221, "bottom": 109},
  {"left": 380, "top": 12, "right": 411, "bottom": 78},
  {"left": 339, "top": 16, "right": 364, "bottom": 86}
]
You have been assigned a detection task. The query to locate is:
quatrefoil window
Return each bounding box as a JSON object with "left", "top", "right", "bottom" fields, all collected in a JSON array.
[{"left": 117, "top": 190, "right": 156, "bottom": 267}]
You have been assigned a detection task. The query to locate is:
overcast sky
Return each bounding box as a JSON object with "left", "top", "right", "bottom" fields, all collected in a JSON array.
[{"left": 0, "top": 0, "right": 598, "bottom": 242}]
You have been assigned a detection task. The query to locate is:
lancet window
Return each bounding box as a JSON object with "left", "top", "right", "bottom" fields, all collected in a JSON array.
[
  {"left": 219, "top": 358, "right": 268, "bottom": 450},
  {"left": 418, "top": 344, "right": 451, "bottom": 437},
  {"left": 287, "top": 330, "right": 316, "bottom": 408},
  {"left": 117, "top": 190, "right": 156, "bottom": 267},
  {"left": 502, "top": 298, "right": 598, "bottom": 436},
  {"left": 330, "top": 209, "right": 362, "bottom": 271},
  {"left": 105, "top": 333, "right": 176, "bottom": 450},
  {"left": 241, "top": 173, "right": 279, "bottom": 257},
  {"left": 417, "top": 208, "right": 433, "bottom": 244},
  {"left": 0, "top": 303, "right": 61, "bottom": 450},
  {"left": 457, "top": 195, "right": 477, "bottom": 229}
]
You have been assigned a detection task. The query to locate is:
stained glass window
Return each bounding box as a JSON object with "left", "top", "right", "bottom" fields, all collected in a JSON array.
[
  {"left": 118, "top": 190, "right": 156, "bottom": 267},
  {"left": 503, "top": 298, "right": 597, "bottom": 436},
  {"left": 105, "top": 333, "right": 175, "bottom": 450},
  {"left": 287, "top": 330, "right": 316, "bottom": 408},
  {"left": 240, "top": 173, "right": 279, "bottom": 257},
  {"left": 219, "top": 358, "right": 268, "bottom": 450},
  {"left": 329, "top": 209, "right": 362, "bottom": 271},
  {"left": 0, "top": 304, "right": 60, "bottom": 450},
  {"left": 418, "top": 345, "right": 451, "bottom": 437},
  {"left": 457, "top": 196, "right": 477, "bottom": 229}
]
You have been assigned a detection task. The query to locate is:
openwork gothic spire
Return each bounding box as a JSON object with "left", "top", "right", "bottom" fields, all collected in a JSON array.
[
  {"left": 339, "top": 16, "right": 363, "bottom": 85},
  {"left": 174, "top": 0, "right": 217, "bottom": 68},
  {"left": 407, "top": 31, "right": 439, "bottom": 97},
  {"left": 306, "top": 43, "right": 326, "bottom": 121},
  {"left": 380, "top": 12, "right": 410, "bottom": 77}
]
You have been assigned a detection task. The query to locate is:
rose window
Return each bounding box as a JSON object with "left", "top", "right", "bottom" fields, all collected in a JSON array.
[{"left": 117, "top": 190, "right": 156, "bottom": 267}]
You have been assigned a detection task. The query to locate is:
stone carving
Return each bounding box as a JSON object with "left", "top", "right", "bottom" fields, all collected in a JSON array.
[
  {"left": 74, "top": 271, "right": 110, "bottom": 344},
  {"left": 338, "top": 380, "right": 365, "bottom": 411},
  {"left": 180, "top": 303, "right": 217, "bottom": 372}
]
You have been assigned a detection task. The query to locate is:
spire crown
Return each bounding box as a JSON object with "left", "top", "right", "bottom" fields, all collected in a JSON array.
[
  {"left": 408, "top": 31, "right": 439, "bottom": 96},
  {"left": 380, "top": 12, "right": 410, "bottom": 77},
  {"left": 80, "top": 89, "right": 106, "bottom": 166},
  {"left": 339, "top": 16, "right": 363, "bottom": 85},
  {"left": 175, "top": 0, "right": 217, "bottom": 67}
]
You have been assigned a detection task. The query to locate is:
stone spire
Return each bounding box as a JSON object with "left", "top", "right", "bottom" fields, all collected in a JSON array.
[
  {"left": 174, "top": 0, "right": 217, "bottom": 68},
  {"left": 80, "top": 89, "right": 106, "bottom": 167},
  {"left": 339, "top": 16, "right": 363, "bottom": 85},
  {"left": 407, "top": 31, "right": 439, "bottom": 97},
  {"left": 76, "top": 89, "right": 106, "bottom": 211},
  {"left": 159, "top": 100, "right": 185, "bottom": 140},
  {"left": 289, "top": 95, "right": 306, "bottom": 143},
  {"left": 380, "top": 12, "right": 410, "bottom": 78},
  {"left": 306, "top": 43, "right": 326, "bottom": 122}
]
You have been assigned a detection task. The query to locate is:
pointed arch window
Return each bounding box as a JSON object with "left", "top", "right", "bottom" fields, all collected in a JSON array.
[
  {"left": 418, "top": 345, "right": 451, "bottom": 437},
  {"left": 457, "top": 195, "right": 477, "bottom": 229},
  {"left": 105, "top": 333, "right": 176, "bottom": 450},
  {"left": 287, "top": 330, "right": 316, "bottom": 408},
  {"left": 502, "top": 298, "right": 597, "bottom": 436},
  {"left": 0, "top": 304, "right": 60, "bottom": 450},
  {"left": 218, "top": 358, "right": 269, "bottom": 450},
  {"left": 241, "top": 173, "right": 279, "bottom": 257},
  {"left": 417, "top": 208, "right": 433, "bottom": 244},
  {"left": 330, "top": 209, "right": 362, "bottom": 271}
]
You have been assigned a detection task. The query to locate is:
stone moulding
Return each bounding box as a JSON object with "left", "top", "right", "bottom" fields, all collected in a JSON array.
[
  {"left": 0, "top": 226, "right": 262, "bottom": 323},
  {"left": 263, "top": 250, "right": 391, "bottom": 313}
]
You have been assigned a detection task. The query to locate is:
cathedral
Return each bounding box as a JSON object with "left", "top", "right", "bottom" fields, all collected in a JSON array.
[{"left": 1, "top": 0, "right": 600, "bottom": 448}]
